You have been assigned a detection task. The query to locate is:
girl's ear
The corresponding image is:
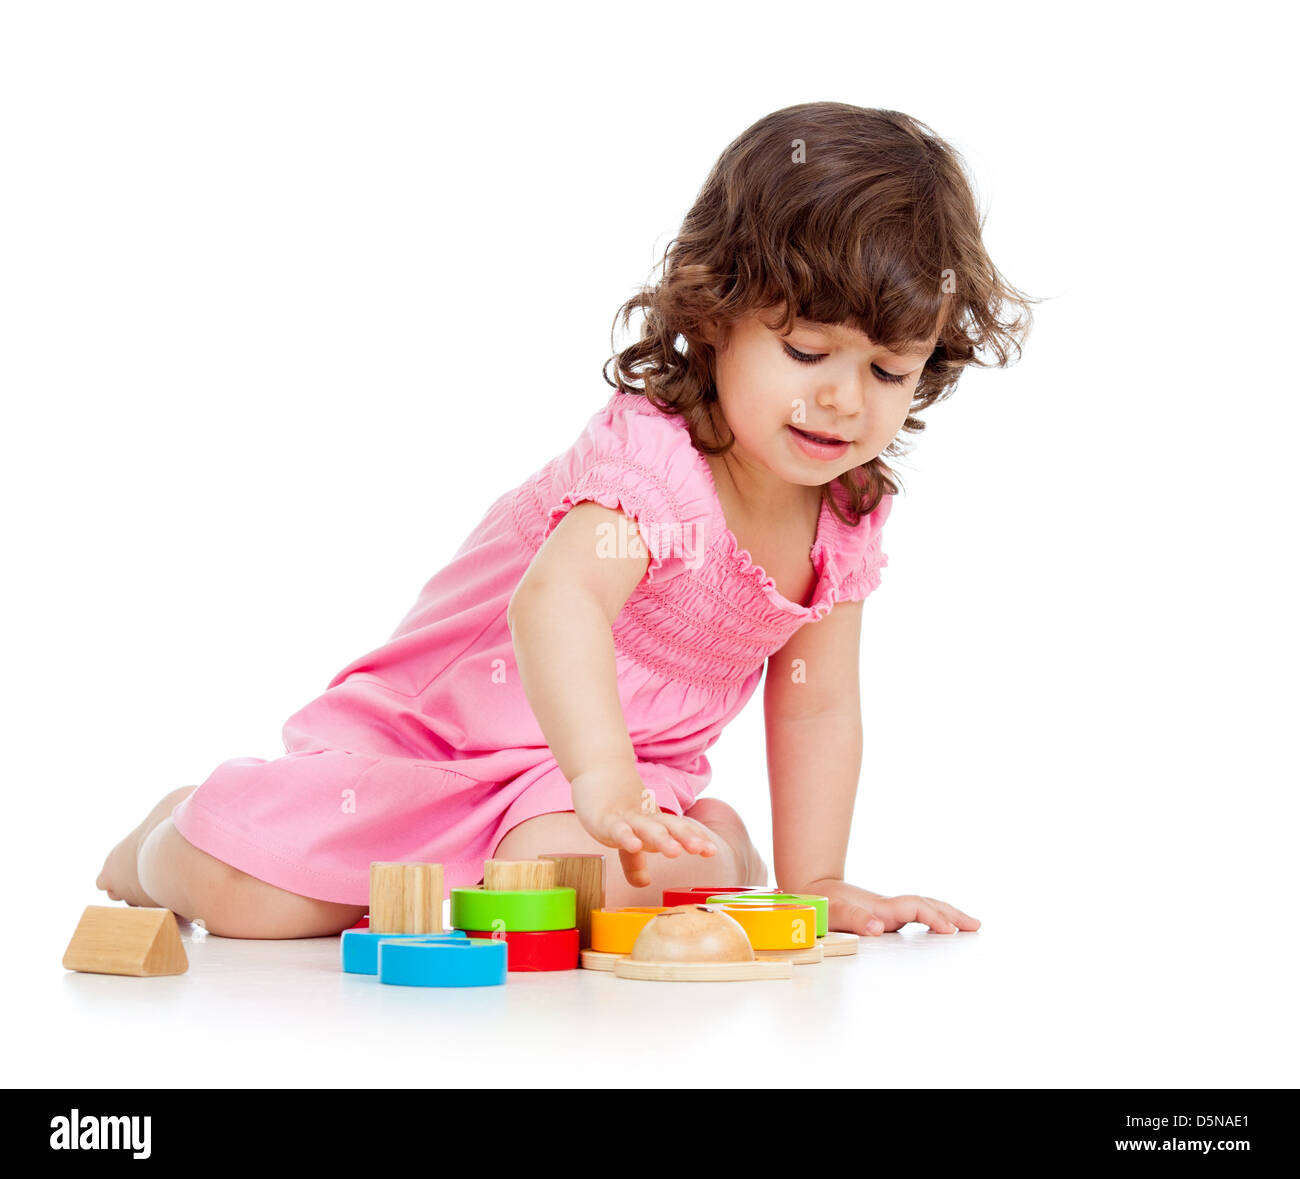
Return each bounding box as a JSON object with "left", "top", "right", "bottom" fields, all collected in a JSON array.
[{"left": 697, "top": 318, "right": 726, "bottom": 352}]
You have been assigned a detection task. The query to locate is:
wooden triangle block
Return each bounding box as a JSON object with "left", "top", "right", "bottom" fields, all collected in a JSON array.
[{"left": 62, "top": 906, "right": 189, "bottom": 977}]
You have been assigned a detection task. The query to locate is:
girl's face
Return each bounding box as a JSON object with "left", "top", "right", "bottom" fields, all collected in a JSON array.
[{"left": 707, "top": 307, "right": 936, "bottom": 491}]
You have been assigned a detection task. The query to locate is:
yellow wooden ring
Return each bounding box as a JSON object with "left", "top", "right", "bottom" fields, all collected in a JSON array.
[
  {"left": 589, "top": 907, "right": 669, "bottom": 954},
  {"left": 714, "top": 904, "right": 818, "bottom": 950},
  {"left": 704, "top": 892, "right": 830, "bottom": 938}
]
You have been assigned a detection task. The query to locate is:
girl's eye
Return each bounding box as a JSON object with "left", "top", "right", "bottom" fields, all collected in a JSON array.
[
  {"left": 782, "top": 342, "right": 825, "bottom": 365},
  {"left": 782, "top": 342, "right": 909, "bottom": 384}
]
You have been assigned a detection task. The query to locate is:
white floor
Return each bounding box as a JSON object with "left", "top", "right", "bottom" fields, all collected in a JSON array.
[{"left": 13, "top": 894, "right": 1295, "bottom": 1088}]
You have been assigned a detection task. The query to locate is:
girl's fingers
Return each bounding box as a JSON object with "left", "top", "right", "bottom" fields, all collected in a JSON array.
[
  {"left": 832, "top": 902, "right": 885, "bottom": 936},
  {"left": 660, "top": 815, "right": 719, "bottom": 855},
  {"left": 900, "top": 899, "right": 954, "bottom": 933},
  {"left": 926, "top": 897, "right": 981, "bottom": 931},
  {"left": 628, "top": 815, "right": 686, "bottom": 857},
  {"left": 605, "top": 813, "right": 714, "bottom": 858},
  {"left": 900, "top": 896, "right": 958, "bottom": 934},
  {"left": 619, "top": 847, "right": 650, "bottom": 887},
  {"left": 605, "top": 818, "right": 643, "bottom": 853},
  {"left": 830, "top": 893, "right": 979, "bottom": 937}
]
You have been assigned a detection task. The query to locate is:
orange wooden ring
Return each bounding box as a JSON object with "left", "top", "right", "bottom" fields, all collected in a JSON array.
[
  {"left": 589, "top": 907, "right": 670, "bottom": 954},
  {"left": 714, "top": 903, "right": 818, "bottom": 950}
]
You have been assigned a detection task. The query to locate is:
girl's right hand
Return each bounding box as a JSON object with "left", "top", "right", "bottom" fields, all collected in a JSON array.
[{"left": 569, "top": 763, "right": 720, "bottom": 888}]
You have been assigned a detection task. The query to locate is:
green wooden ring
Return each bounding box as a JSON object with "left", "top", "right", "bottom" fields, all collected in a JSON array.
[
  {"left": 450, "top": 886, "right": 576, "bottom": 933},
  {"left": 704, "top": 892, "right": 829, "bottom": 938}
]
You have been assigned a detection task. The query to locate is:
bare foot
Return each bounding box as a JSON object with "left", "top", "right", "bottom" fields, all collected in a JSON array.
[{"left": 96, "top": 787, "right": 195, "bottom": 907}]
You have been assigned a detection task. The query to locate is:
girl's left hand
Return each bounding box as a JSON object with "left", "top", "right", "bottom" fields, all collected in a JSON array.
[{"left": 814, "top": 879, "right": 981, "bottom": 936}]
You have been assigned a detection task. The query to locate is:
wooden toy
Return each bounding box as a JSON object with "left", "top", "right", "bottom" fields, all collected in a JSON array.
[
  {"left": 450, "top": 886, "right": 575, "bottom": 932},
  {"left": 369, "top": 862, "right": 444, "bottom": 934},
  {"left": 378, "top": 937, "right": 507, "bottom": 987},
  {"left": 817, "top": 932, "right": 860, "bottom": 957},
  {"left": 464, "top": 927, "right": 580, "bottom": 971},
  {"left": 709, "top": 902, "right": 818, "bottom": 950},
  {"left": 661, "top": 886, "right": 764, "bottom": 907},
  {"left": 62, "top": 906, "right": 188, "bottom": 977},
  {"left": 589, "top": 906, "right": 669, "bottom": 954},
  {"left": 482, "top": 858, "right": 560, "bottom": 890},
  {"left": 341, "top": 929, "right": 466, "bottom": 975},
  {"left": 752, "top": 941, "right": 823, "bottom": 964},
  {"left": 704, "top": 891, "right": 830, "bottom": 937},
  {"left": 582, "top": 904, "right": 834, "bottom": 969},
  {"left": 538, "top": 853, "right": 605, "bottom": 949},
  {"left": 612, "top": 907, "right": 792, "bottom": 982}
]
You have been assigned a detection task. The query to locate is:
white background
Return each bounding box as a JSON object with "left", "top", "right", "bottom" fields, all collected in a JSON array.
[{"left": 2, "top": 1, "right": 1296, "bottom": 1089}]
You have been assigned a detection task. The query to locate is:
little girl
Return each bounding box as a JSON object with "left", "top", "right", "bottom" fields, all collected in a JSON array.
[{"left": 98, "top": 102, "right": 1032, "bottom": 940}]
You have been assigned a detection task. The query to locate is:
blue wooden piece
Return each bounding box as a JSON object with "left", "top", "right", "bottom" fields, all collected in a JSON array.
[
  {"left": 341, "top": 929, "right": 466, "bottom": 975},
  {"left": 378, "top": 937, "right": 507, "bottom": 987}
]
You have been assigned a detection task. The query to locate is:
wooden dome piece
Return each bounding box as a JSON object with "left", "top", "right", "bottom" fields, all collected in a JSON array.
[{"left": 613, "top": 906, "right": 792, "bottom": 982}]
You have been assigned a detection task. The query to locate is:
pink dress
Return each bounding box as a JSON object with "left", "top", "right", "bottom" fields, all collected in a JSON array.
[{"left": 170, "top": 391, "right": 893, "bottom": 904}]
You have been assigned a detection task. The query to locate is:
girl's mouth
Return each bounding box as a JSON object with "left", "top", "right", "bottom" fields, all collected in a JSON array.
[{"left": 788, "top": 424, "right": 851, "bottom": 460}]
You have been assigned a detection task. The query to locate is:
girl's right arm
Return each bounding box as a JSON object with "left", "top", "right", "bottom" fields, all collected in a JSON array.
[{"left": 506, "top": 500, "right": 719, "bottom": 887}]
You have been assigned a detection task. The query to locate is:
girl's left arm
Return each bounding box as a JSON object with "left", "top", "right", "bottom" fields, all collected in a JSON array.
[{"left": 764, "top": 599, "right": 981, "bottom": 936}]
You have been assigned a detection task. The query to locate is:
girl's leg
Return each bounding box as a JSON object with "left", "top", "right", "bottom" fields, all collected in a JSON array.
[
  {"left": 491, "top": 795, "right": 769, "bottom": 910},
  {"left": 97, "top": 785, "right": 195, "bottom": 908},
  {"left": 98, "top": 787, "right": 367, "bottom": 939}
]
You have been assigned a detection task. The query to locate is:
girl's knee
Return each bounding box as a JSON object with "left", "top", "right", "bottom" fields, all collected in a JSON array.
[
  {"left": 137, "top": 818, "right": 215, "bottom": 922},
  {"left": 138, "top": 818, "right": 362, "bottom": 939},
  {"left": 684, "top": 797, "right": 767, "bottom": 887}
]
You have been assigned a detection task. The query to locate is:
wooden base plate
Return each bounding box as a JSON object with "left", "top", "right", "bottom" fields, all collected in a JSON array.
[
  {"left": 613, "top": 957, "right": 793, "bottom": 981},
  {"left": 818, "top": 931, "right": 860, "bottom": 957},
  {"left": 582, "top": 933, "right": 856, "bottom": 971},
  {"left": 752, "top": 943, "right": 822, "bottom": 964},
  {"left": 579, "top": 947, "right": 628, "bottom": 971}
]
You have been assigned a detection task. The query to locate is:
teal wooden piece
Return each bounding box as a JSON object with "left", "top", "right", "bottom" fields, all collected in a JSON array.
[
  {"left": 378, "top": 937, "right": 507, "bottom": 987},
  {"left": 341, "top": 929, "right": 466, "bottom": 975}
]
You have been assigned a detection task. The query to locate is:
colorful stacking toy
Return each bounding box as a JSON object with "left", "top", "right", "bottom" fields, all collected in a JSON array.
[
  {"left": 378, "top": 937, "right": 507, "bottom": 987},
  {"left": 450, "top": 885, "right": 576, "bottom": 932},
  {"left": 463, "top": 927, "right": 580, "bottom": 971},
  {"left": 703, "top": 891, "right": 831, "bottom": 938},
  {"left": 341, "top": 929, "right": 467, "bottom": 975},
  {"left": 340, "top": 861, "right": 478, "bottom": 983},
  {"left": 450, "top": 856, "right": 593, "bottom": 972},
  {"left": 339, "top": 862, "right": 855, "bottom": 987},
  {"left": 590, "top": 906, "right": 670, "bottom": 954},
  {"left": 708, "top": 902, "right": 818, "bottom": 949},
  {"left": 661, "top": 886, "right": 765, "bottom": 907},
  {"left": 612, "top": 905, "right": 794, "bottom": 982}
]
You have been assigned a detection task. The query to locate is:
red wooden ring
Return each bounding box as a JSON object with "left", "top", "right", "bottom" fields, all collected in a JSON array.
[
  {"left": 661, "top": 886, "right": 763, "bottom": 908},
  {"left": 463, "top": 927, "right": 579, "bottom": 971}
]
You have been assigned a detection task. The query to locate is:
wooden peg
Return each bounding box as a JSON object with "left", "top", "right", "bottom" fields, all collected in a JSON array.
[
  {"left": 62, "top": 906, "right": 188, "bottom": 977},
  {"left": 369, "top": 862, "right": 444, "bottom": 934},
  {"left": 482, "top": 858, "right": 560, "bottom": 891},
  {"left": 538, "top": 853, "right": 606, "bottom": 949}
]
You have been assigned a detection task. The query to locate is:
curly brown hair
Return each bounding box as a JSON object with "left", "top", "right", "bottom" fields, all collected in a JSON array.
[{"left": 603, "top": 101, "right": 1041, "bottom": 527}]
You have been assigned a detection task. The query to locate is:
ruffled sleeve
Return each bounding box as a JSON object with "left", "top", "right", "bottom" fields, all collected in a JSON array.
[
  {"left": 818, "top": 491, "right": 893, "bottom": 606},
  {"left": 538, "top": 394, "right": 716, "bottom": 587}
]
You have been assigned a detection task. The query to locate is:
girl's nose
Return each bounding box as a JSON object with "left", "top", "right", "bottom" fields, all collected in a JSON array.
[{"left": 818, "top": 371, "right": 867, "bottom": 417}]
